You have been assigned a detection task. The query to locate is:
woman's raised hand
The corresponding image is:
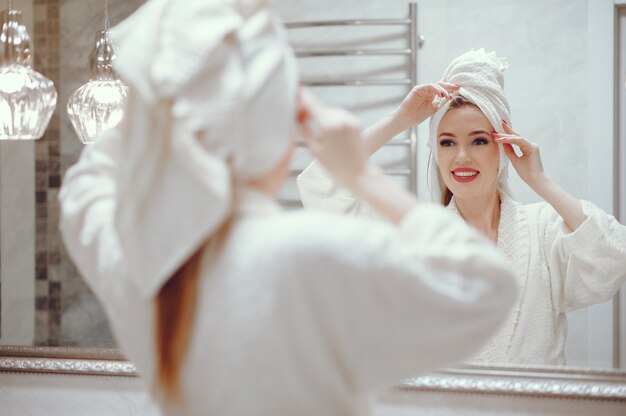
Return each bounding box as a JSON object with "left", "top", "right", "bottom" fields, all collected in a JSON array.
[
  {"left": 494, "top": 121, "right": 546, "bottom": 187},
  {"left": 297, "top": 88, "right": 368, "bottom": 187},
  {"left": 358, "top": 81, "right": 461, "bottom": 157},
  {"left": 396, "top": 82, "right": 460, "bottom": 127},
  {"left": 495, "top": 121, "right": 588, "bottom": 230}
]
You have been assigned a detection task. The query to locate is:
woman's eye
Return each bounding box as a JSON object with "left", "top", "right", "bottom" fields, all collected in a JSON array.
[
  {"left": 439, "top": 139, "right": 455, "bottom": 147},
  {"left": 472, "top": 137, "right": 489, "bottom": 145}
]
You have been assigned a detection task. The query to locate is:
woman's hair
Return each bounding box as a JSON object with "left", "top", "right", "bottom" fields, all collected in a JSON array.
[
  {"left": 155, "top": 218, "right": 232, "bottom": 402},
  {"left": 155, "top": 247, "right": 203, "bottom": 402},
  {"left": 439, "top": 95, "right": 480, "bottom": 206}
]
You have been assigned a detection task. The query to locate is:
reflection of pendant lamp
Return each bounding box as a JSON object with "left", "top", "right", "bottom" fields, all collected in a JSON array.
[
  {"left": 0, "top": 1, "right": 57, "bottom": 140},
  {"left": 67, "top": 0, "right": 127, "bottom": 144}
]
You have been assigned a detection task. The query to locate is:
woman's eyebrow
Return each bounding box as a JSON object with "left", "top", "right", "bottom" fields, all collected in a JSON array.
[
  {"left": 438, "top": 132, "right": 456, "bottom": 138},
  {"left": 469, "top": 130, "right": 491, "bottom": 135}
]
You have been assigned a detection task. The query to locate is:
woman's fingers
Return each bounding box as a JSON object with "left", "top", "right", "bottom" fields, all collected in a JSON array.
[
  {"left": 493, "top": 135, "right": 527, "bottom": 145},
  {"left": 298, "top": 88, "right": 323, "bottom": 121},
  {"left": 494, "top": 135, "right": 524, "bottom": 144},
  {"left": 297, "top": 88, "right": 311, "bottom": 127},
  {"left": 433, "top": 83, "right": 452, "bottom": 99},
  {"left": 297, "top": 88, "right": 326, "bottom": 148},
  {"left": 496, "top": 121, "right": 545, "bottom": 184},
  {"left": 407, "top": 83, "right": 451, "bottom": 110},
  {"left": 430, "top": 84, "right": 454, "bottom": 109},
  {"left": 420, "top": 83, "right": 451, "bottom": 100},
  {"left": 410, "top": 81, "right": 459, "bottom": 103},
  {"left": 502, "top": 143, "right": 519, "bottom": 161},
  {"left": 493, "top": 135, "right": 538, "bottom": 155},
  {"left": 437, "top": 81, "right": 461, "bottom": 93},
  {"left": 501, "top": 119, "right": 516, "bottom": 134},
  {"left": 298, "top": 88, "right": 363, "bottom": 154}
]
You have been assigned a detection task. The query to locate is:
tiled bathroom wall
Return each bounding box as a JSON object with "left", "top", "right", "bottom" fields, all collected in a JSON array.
[{"left": 33, "top": 0, "right": 61, "bottom": 346}]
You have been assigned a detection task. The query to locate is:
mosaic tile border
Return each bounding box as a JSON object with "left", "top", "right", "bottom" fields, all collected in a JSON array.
[{"left": 33, "top": 0, "right": 61, "bottom": 346}]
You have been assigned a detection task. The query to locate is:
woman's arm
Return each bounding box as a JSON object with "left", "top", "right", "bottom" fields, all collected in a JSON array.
[
  {"left": 495, "top": 121, "right": 586, "bottom": 231},
  {"left": 298, "top": 89, "right": 417, "bottom": 224},
  {"left": 494, "top": 121, "right": 626, "bottom": 310},
  {"left": 290, "top": 201, "right": 517, "bottom": 393},
  {"left": 362, "top": 82, "right": 459, "bottom": 156},
  {"left": 529, "top": 177, "right": 587, "bottom": 231},
  {"left": 544, "top": 199, "right": 626, "bottom": 311},
  {"left": 296, "top": 83, "right": 459, "bottom": 217}
]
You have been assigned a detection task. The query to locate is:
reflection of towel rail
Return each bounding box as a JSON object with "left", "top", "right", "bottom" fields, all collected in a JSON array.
[
  {"left": 285, "top": 19, "right": 411, "bottom": 28},
  {"left": 284, "top": 2, "right": 420, "bottom": 200},
  {"left": 385, "top": 169, "right": 412, "bottom": 176},
  {"left": 279, "top": 200, "right": 304, "bottom": 208},
  {"left": 303, "top": 79, "right": 412, "bottom": 87},
  {"left": 296, "top": 49, "right": 411, "bottom": 57},
  {"left": 382, "top": 140, "right": 412, "bottom": 146},
  {"left": 294, "top": 139, "right": 411, "bottom": 147},
  {"left": 289, "top": 168, "right": 411, "bottom": 177}
]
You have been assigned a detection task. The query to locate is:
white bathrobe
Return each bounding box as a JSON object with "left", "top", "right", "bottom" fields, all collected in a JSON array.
[
  {"left": 59, "top": 133, "right": 516, "bottom": 416},
  {"left": 297, "top": 161, "right": 626, "bottom": 366}
]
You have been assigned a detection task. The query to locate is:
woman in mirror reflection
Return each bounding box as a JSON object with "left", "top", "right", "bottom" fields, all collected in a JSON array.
[
  {"left": 298, "top": 48, "right": 626, "bottom": 367},
  {"left": 58, "top": 1, "right": 517, "bottom": 415}
]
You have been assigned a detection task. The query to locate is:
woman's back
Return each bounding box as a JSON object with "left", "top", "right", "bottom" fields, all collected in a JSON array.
[{"left": 77, "top": 183, "right": 516, "bottom": 416}]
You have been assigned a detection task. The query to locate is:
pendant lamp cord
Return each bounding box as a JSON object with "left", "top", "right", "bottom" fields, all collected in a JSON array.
[{"left": 104, "top": 0, "right": 110, "bottom": 31}]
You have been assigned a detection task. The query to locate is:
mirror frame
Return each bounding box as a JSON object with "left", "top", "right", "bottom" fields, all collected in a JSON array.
[
  {"left": 1, "top": 0, "right": 625, "bottom": 407},
  {"left": 1, "top": 346, "right": 625, "bottom": 401}
]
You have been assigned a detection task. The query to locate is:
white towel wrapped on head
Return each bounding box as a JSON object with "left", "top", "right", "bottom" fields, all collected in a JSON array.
[
  {"left": 104, "top": 0, "right": 298, "bottom": 299},
  {"left": 427, "top": 48, "right": 513, "bottom": 204}
]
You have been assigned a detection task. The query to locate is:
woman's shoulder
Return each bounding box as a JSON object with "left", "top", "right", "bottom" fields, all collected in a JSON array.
[
  {"left": 236, "top": 210, "right": 395, "bottom": 263},
  {"left": 520, "top": 199, "right": 551, "bottom": 215},
  {"left": 278, "top": 209, "right": 391, "bottom": 243},
  {"left": 509, "top": 197, "right": 558, "bottom": 225},
  {"left": 514, "top": 197, "right": 609, "bottom": 226}
]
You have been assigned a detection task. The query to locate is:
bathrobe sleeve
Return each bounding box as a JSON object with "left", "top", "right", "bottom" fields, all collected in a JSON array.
[
  {"left": 296, "top": 160, "right": 383, "bottom": 220},
  {"left": 543, "top": 200, "right": 626, "bottom": 311},
  {"left": 283, "top": 205, "right": 517, "bottom": 393},
  {"left": 58, "top": 129, "right": 126, "bottom": 299}
]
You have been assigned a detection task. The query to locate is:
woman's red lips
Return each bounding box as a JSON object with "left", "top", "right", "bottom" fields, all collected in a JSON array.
[{"left": 452, "top": 168, "right": 479, "bottom": 183}]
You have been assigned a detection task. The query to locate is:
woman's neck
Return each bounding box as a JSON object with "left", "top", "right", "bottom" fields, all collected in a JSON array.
[{"left": 454, "top": 192, "right": 501, "bottom": 243}]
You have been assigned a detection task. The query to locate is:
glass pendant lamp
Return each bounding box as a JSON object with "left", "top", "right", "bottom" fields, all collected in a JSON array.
[
  {"left": 0, "top": 1, "right": 57, "bottom": 140},
  {"left": 67, "top": 0, "right": 127, "bottom": 144}
]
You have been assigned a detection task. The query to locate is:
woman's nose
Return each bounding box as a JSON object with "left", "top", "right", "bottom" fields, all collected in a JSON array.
[{"left": 454, "top": 147, "right": 472, "bottom": 164}]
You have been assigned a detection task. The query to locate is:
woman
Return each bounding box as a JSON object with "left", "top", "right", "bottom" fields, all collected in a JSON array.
[
  {"left": 59, "top": 3, "right": 515, "bottom": 415},
  {"left": 298, "top": 48, "right": 626, "bottom": 366}
]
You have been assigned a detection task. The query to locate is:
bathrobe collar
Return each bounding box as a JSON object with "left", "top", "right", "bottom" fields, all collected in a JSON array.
[{"left": 446, "top": 193, "right": 530, "bottom": 363}]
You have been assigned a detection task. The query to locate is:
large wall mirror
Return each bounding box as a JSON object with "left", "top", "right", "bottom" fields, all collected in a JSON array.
[{"left": 1, "top": 0, "right": 625, "bottom": 402}]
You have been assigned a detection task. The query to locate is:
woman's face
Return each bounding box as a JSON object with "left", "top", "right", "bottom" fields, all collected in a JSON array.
[{"left": 436, "top": 105, "right": 500, "bottom": 200}]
